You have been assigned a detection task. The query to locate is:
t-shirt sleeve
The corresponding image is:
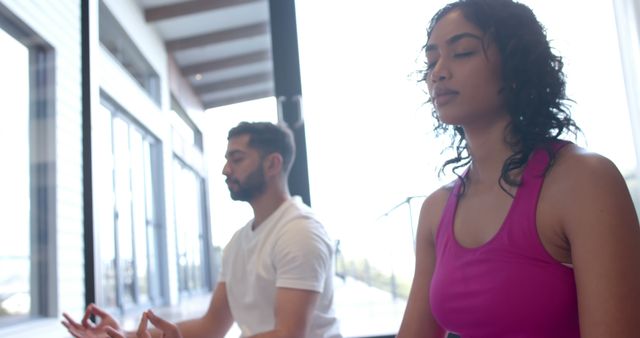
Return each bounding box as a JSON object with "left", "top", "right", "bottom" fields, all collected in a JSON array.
[
  {"left": 273, "top": 218, "right": 333, "bottom": 292},
  {"left": 218, "top": 245, "right": 229, "bottom": 282}
]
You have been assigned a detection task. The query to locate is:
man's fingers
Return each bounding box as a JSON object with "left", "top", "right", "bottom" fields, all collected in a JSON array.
[
  {"left": 146, "top": 310, "right": 181, "bottom": 336},
  {"left": 88, "top": 303, "right": 112, "bottom": 318},
  {"left": 145, "top": 310, "right": 171, "bottom": 329},
  {"left": 80, "top": 305, "right": 95, "bottom": 328},
  {"left": 61, "top": 321, "right": 82, "bottom": 338},
  {"left": 62, "top": 313, "right": 83, "bottom": 330},
  {"left": 136, "top": 312, "right": 149, "bottom": 337},
  {"left": 106, "top": 326, "right": 125, "bottom": 338}
]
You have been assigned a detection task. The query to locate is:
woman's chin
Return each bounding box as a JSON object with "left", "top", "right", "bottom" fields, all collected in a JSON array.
[{"left": 436, "top": 111, "right": 466, "bottom": 126}]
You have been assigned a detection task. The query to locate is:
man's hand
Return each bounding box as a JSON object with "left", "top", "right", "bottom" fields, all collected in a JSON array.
[
  {"left": 61, "top": 303, "right": 121, "bottom": 338},
  {"left": 105, "top": 310, "right": 183, "bottom": 338}
]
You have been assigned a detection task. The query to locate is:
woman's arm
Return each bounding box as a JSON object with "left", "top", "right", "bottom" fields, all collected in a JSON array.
[
  {"left": 397, "top": 192, "right": 447, "bottom": 338},
  {"left": 558, "top": 151, "right": 640, "bottom": 337}
]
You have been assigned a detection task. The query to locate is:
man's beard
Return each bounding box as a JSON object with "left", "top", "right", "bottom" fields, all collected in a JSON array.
[{"left": 228, "top": 166, "right": 266, "bottom": 202}]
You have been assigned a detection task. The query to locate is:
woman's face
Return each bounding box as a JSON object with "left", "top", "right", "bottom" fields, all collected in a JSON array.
[{"left": 425, "top": 9, "right": 507, "bottom": 127}]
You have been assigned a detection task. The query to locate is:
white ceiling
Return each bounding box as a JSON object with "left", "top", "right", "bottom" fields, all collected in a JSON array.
[{"left": 135, "top": 0, "right": 274, "bottom": 109}]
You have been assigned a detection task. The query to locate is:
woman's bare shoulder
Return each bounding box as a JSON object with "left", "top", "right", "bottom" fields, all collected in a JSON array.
[
  {"left": 544, "top": 142, "right": 630, "bottom": 218},
  {"left": 423, "top": 180, "right": 455, "bottom": 210},
  {"left": 418, "top": 180, "right": 457, "bottom": 237},
  {"left": 548, "top": 142, "right": 622, "bottom": 185}
]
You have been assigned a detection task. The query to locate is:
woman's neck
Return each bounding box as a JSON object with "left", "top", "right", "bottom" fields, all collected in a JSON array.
[{"left": 463, "top": 117, "right": 515, "bottom": 185}]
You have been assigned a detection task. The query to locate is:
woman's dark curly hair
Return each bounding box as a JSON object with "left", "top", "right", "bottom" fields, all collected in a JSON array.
[{"left": 422, "top": 0, "right": 580, "bottom": 193}]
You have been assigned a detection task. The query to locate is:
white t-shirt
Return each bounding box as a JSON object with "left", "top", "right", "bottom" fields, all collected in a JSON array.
[{"left": 219, "top": 197, "right": 342, "bottom": 338}]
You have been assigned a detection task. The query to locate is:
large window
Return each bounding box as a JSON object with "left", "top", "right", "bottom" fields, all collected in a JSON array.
[
  {"left": 0, "top": 15, "right": 55, "bottom": 326},
  {"left": 172, "top": 160, "right": 209, "bottom": 294},
  {"left": 0, "top": 25, "right": 31, "bottom": 325},
  {"left": 94, "top": 97, "right": 164, "bottom": 312},
  {"left": 522, "top": 0, "right": 636, "bottom": 175},
  {"left": 170, "top": 102, "right": 210, "bottom": 295}
]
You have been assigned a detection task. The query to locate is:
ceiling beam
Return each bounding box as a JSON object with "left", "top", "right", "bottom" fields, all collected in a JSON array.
[
  {"left": 194, "top": 72, "right": 272, "bottom": 94},
  {"left": 166, "top": 22, "right": 268, "bottom": 52},
  {"left": 168, "top": 55, "right": 204, "bottom": 111},
  {"left": 145, "top": 0, "right": 263, "bottom": 22},
  {"left": 203, "top": 89, "right": 274, "bottom": 109},
  {"left": 181, "top": 50, "right": 270, "bottom": 76}
]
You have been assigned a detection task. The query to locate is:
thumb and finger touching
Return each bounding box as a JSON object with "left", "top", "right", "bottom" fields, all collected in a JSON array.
[
  {"left": 146, "top": 310, "right": 182, "bottom": 338},
  {"left": 105, "top": 326, "right": 125, "bottom": 338}
]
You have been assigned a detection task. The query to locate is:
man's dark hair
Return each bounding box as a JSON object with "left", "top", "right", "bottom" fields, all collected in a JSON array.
[
  {"left": 422, "top": 0, "right": 580, "bottom": 190},
  {"left": 228, "top": 121, "right": 296, "bottom": 174}
]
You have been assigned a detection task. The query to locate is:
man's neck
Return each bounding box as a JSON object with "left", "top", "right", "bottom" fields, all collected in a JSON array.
[{"left": 250, "top": 187, "right": 290, "bottom": 230}]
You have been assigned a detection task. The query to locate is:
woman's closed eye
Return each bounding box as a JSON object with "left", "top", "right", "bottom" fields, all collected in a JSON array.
[{"left": 454, "top": 51, "right": 475, "bottom": 58}]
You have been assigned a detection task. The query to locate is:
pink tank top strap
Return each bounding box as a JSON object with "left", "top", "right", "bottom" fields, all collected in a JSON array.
[
  {"left": 435, "top": 171, "right": 466, "bottom": 245},
  {"left": 522, "top": 140, "right": 571, "bottom": 180}
]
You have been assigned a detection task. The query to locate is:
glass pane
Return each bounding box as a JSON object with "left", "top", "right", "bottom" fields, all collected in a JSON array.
[
  {"left": 189, "top": 172, "right": 204, "bottom": 290},
  {"left": 296, "top": 2, "right": 441, "bottom": 336},
  {"left": 95, "top": 104, "right": 117, "bottom": 308},
  {"left": 99, "top": 1, "right": 160, "bottom": 104},
  {"left": 173, "top": 157, "right": 208, "bottom": 294},
  {"left": 143, "top": 141, "right": 161, "bottom": 304},
  {"left": 520, "top": 0, "right": 636, "bottom": 175},
  {"left": 185, "top": 167, "right": 196, "bottom": 291},
  {"left": 113, "top": 117, "right": 136, "bottom": 306},
  {"left": 174, "top": 161, "right": 187, "bottom": 292},
  {"left": 170, "top": 109, "right": 196, "bottom": 147},
  {"left": 0, "top": 27, "right": 31, "bottom": 320},
  {"left": 130, "top": 128, "right": 149, "bottom": 303},
  {"left": 99, "top": 102, "right": 163, "bottom": 309}
]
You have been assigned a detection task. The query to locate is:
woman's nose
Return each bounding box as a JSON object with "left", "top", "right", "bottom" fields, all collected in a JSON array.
[
  {"left": 432, "top": 72, "right": 447, "bottom": 82},
  {"left": 430, "top": 61, "right": 450, "bottom": 83}
]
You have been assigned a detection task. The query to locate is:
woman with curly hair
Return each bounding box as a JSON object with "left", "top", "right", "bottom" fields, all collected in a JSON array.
[{"left": 397, "top": 0, "right": 640, "bottom": 337}]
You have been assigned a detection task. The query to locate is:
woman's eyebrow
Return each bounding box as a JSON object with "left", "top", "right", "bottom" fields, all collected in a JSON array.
[{"left": 425, "top": 32, "right": 483, "bottom": 52}]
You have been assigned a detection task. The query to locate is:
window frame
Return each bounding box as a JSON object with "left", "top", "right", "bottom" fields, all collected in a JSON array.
[
  {"left": 0, "top": 3, "right": 57, "bottom": 325},
  {"left": 97, "top": 94, "right": 167, "bottom": 314}
]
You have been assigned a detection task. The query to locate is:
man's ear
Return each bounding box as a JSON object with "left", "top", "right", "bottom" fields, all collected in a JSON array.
[{"left": 264, "top": 153, "right": 284, "bottom": 177}]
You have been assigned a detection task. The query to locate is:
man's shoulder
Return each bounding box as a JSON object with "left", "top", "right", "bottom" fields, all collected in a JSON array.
[
  {"left": 276, "top": 202, "right": 331, "bottom": 244},
  {"left": 279, "top": 197, "right": 324, "bottom": 227},
  {"left": 225, "top": 220, "right": 254, "bottom": 245}
]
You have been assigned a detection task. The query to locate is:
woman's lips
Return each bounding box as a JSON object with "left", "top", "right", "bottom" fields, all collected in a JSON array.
[{"left": 433, "top": 92, "right": 458, "bottom": 106}]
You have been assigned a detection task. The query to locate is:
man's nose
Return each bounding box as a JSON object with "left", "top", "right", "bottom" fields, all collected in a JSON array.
[{"left": 222, "top": 162, "right": 231, "bottom": 176}]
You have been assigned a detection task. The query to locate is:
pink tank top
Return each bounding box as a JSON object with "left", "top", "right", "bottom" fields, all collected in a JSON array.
[{"left": 430, "top": 142, "right": 580, "bottom": 337}]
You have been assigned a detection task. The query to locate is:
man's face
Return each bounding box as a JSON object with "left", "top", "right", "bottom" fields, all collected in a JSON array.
[{"left": 222, "top": 134, "right": 266, "bottom": 202}]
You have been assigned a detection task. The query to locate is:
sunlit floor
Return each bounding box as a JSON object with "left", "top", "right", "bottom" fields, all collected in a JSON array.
[
  {"left": 0, "top": 277, "right": 406, "bottom": 338},
  {"left": 333, "top": 277, "right": 406, "bottom": 337},
  {"left": 129, "top": 276, "right": 406, "bottom": 338}
]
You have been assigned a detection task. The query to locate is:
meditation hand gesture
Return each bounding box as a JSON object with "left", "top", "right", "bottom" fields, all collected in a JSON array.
[
  {"left": 105, "top": 310, "right": 183, "bottom": 338},
  {"left": 62, "top": 303, "right": 121, "bottom": 338}
]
